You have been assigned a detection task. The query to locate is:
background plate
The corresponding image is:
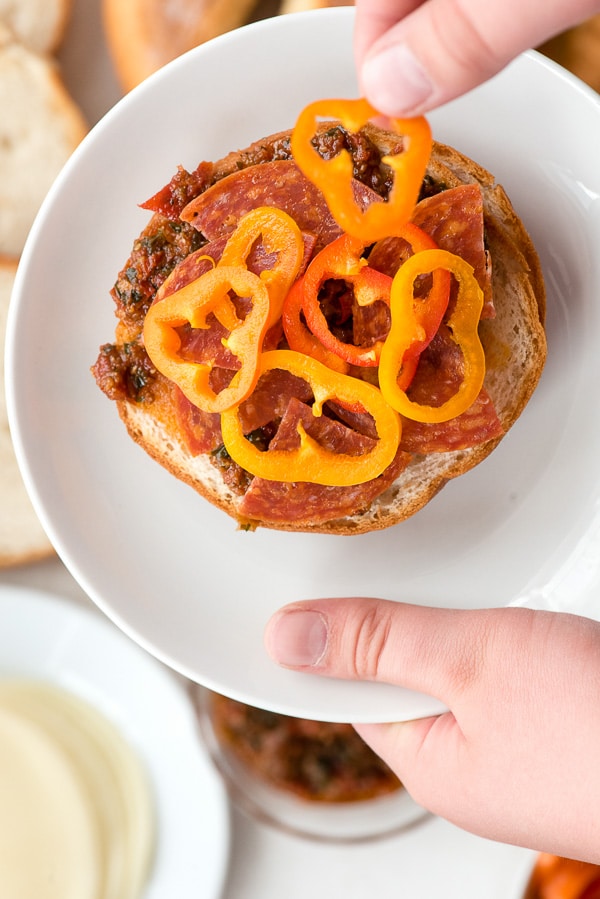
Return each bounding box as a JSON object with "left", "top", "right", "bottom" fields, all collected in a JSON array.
[
  {"left": 6, "top": 8, "right": 600, "bottom": 721},
  {"left": 0, "top": 586, "right": 230, "bottom": 898}
]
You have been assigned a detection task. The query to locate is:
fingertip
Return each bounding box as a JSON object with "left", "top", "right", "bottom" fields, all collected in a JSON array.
[
  {"left": 361, "top": 43, "right": 434, "bottom": 117},
  {"left": 264, "top": 607, "right": 329, "bottom": 669}
]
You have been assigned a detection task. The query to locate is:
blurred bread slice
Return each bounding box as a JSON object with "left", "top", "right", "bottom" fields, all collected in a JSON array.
[
  {"left": 0, "top": 0, "right": 72, "bottom": 53},
  {"left": 0, "top": 258, "right": 54, "bottom": 567},
  {"left": 0, "top": 23, "right": 87, "bottom": 256},
  {"left": 279, "top": 0, "right": 352, "bottom": 13},
  {"left": 103, "top": 0, "right": 262, "bottom": 92},
  {"left": 538, "top": 14, "right": 600, "bottom": 93}
]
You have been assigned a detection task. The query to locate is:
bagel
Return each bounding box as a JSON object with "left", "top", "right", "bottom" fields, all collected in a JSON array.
[
  {"left": 103, "top": 0, "right": 262, "bottom": 92},
  {"left": 279, "top": 0, "right": 353, "bottom": 14},
  {"left": 0, "top": 0, "right": 71, "bottom": 54},
  {"left": 92, "top": 121, "right": 546, "bottom": 534}
]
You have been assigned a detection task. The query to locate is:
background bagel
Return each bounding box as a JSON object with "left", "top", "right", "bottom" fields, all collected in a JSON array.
[
  {"left": 279, "top": 0, "right": 352, "bottom": 13},
  {"left": 0, "top": 22, "right": 87, "bottom": 257},
  {"left": 0, "top": 8, "right": 86, "bottom": 567},
  {"left": 0, "top": 0, "right": 72, "bottom": 53},
  {"left": 0, "top": 259, "right": 54, "bottom": 566},
  {"left": 102, "top": 0, "right": 264, "bottom": 92}
]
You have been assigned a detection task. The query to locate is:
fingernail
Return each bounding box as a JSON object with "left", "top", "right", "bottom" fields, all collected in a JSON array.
[
  {"left": 362, "top": 44, "right": 434, "bottom": 116},
  {"left": 268, "top": 610, "right": 328, "bottom": 668}
]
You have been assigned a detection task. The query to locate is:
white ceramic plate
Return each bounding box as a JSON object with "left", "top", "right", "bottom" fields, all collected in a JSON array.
[
  {"left": 0, "top": 586, "right": 230, "bottom": 898},
  {"left": 6, "top": 8, "right": 600, "bottom": 723}
]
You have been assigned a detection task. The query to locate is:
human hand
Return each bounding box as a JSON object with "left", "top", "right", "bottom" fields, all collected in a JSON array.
[
  {"left": 354, "top": 0, "right": 600, "bottom": 116},
  {"left": 265, "top": 599, "right": 600, "bottom": 862}
]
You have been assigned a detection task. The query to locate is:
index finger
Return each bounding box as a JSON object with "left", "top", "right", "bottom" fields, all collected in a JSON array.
[{"left": 354, "top": 0, "right": 423, "bottom": 66}]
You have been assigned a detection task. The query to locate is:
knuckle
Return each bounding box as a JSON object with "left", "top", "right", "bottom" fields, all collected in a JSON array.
[{"left": 348, "top": 606, "right": 394, "bottom": 680}]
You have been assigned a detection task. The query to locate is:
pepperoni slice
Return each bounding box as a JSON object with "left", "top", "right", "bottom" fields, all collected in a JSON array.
[
  {"left": 237, "top": 370, "right": 313, "bottom": 434},
  {"left": 180, "top": 159, "right": 381, "bottom": 253},
  {"left": 175, "top": 390, "right": 222, "bottom": 455},
  {"left": 399, "top": 326, "right": 504, "bottom": 453},
  {"left": 369, "top": 185, "right": 494, "bottom": 318},
  {"left": 239, "top": 398, "right": 410, "bottom": 524},
  {"left": 413, "top": 184, "right": 493, "bottom": 318}
]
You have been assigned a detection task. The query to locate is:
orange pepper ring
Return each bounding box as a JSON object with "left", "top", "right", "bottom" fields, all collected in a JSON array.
[
  {"left": 143, "top": 265, "right": 270, "bottom": 414},
  {"left": 382, "top": 222, "right": 452, "bottom": 390},
  {"left": 281, "top": 278, "right": 350, "bottom": 374},
  {"left": 298, "top": 233, "right": 392, "bottom": 367},
  {"left": 220, "top": 349, "right": 401, "bottom": 486},
  {"left": 219, "top": 206, "right": 305, "bottom": 329},
  {"left": 379, "top": 248, "right": 485, "bottom": 423},
  {"left": 291, "top": 98, "right": 432, "bottom": 242}
]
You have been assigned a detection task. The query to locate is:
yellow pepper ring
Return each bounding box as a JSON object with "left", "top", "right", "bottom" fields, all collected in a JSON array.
[
  {"left": 291, "top": 97, "right": 432, "bottom": 243},
  {"left": 379, "top": 249, "right": 486, "bottom": 423},
  {"left": 218, "top": 206, "right": 305, "bottom": 329},
  {"left": 220, "top": 349, "right": 401, "bottom": 486},
  {"left": 143, "top": 265, "right": 270, "bottom": 414}
]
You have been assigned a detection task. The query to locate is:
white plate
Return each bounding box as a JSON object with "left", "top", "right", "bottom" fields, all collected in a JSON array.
[
  {"left": 0, "top": 586, "right": 230, "bottom": 898},
  {"left": 6, "top": 8, "right": 600, "bottom": 723}
]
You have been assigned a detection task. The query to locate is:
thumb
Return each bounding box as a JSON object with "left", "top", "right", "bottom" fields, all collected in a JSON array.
[
  {"left": 265, "top": 598, "right": 600, "bottom": 851},
  {"left": 354, "top": 0, "right": 597, "bottom": 116},
  {"left": 264, "top": 596, "right": 490, "bottom": 709},
  {"left": 352, "top": 714, "right": 466, "bottom": 816},
  {"left": 263, "top": 596, "right": 477, "bottom": 817}
]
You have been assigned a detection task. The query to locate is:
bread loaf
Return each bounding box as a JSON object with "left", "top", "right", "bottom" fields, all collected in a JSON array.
[{"left": 0, "top": 23, "right": 87, "bottom": 256}]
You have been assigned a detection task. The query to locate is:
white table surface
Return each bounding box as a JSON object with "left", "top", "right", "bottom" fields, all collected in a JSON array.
[{"left": 4, "top": 1, "right": 540, "bottom": 894}]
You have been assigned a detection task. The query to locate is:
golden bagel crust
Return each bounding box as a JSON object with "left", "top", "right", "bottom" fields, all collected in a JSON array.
[
  {"left": 103, "top": 0, "right": 262, "bottom": 92},
  {"left": 113, "top": 129, "right": 547, "bottom": 534}
]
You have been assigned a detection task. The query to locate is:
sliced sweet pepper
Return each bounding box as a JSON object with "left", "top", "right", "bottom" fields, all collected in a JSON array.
[
  {"left": 291, "top": 97, "right": 431, "bottom": 243},
  {"left": 299, "top": 234, "right": 393, "bottom": 367},
  {"left": 219, "top": 206, "right": 305, "bottom": 329},
  {"left": 382, "top": 222, "right": 452, "bottom": 390},
  {"left": 220, "top": 349, "right": 401, "bottom": 485},
  {"left": 379, "top": 248, "right": 485, "bottom": 423},
  {"left": 143, "top": 265, "right": 270, "bottom": 413},
  {"left": 281, "top": 278, "right": 350, "bottom": 374}
]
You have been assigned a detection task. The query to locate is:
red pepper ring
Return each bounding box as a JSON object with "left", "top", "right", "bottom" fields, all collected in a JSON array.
[
  {"left": 299, "top": 234, "right": 393, "bottom": 367},
  {"left": 281, "top": 278, "right": 350, "bottom": 374},
  {"left": 291, "top": 98, "right": 432, "bottom": 243},
  {"left": 218, "top": 206, "right": 305, "bottom": 329},
  {"left": 220, "top": 349, "right": 401, "bottom": 486},
  {"left": 379, "top": 248, "right": 485, "bottom": 423},
  {"left": 143, "top": 265, "right": 270, "bottom": 414}
]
